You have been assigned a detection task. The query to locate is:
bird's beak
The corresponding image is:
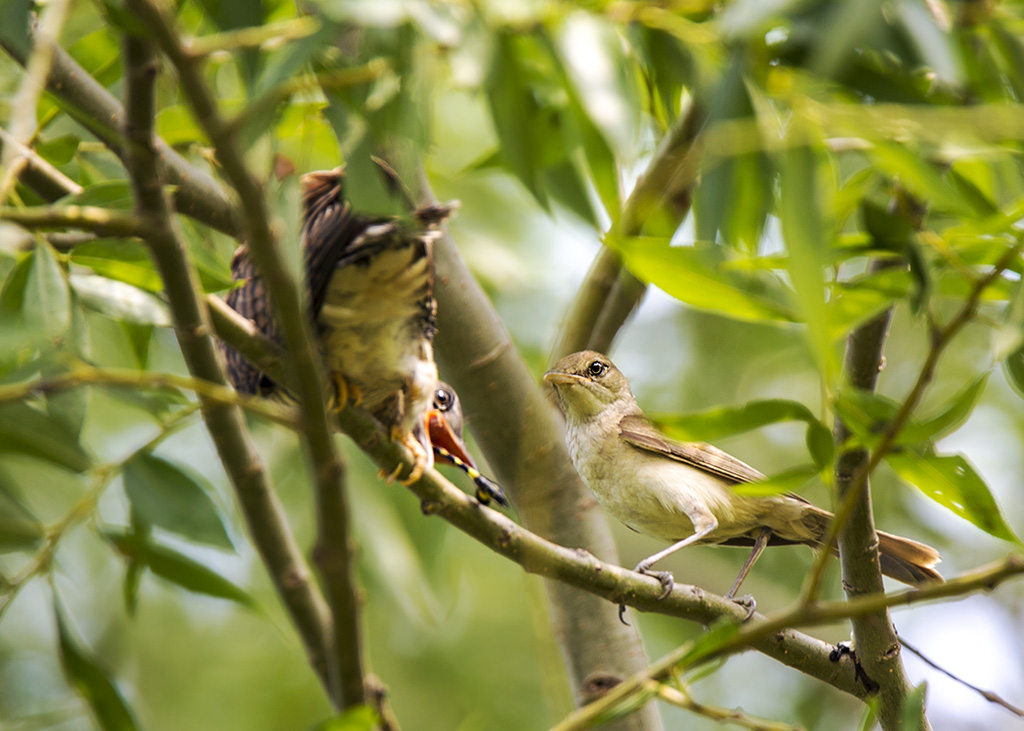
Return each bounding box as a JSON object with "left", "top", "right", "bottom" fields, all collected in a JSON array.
[
  {"left": 543, "top": 371, "right": 585, "bottom": 387},
  {"left": 427, "top": 410, "right": 477, "bottom": 469}
]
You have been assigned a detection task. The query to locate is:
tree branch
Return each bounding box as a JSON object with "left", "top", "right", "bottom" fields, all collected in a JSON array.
[
  {"left": 129, "top": 0, "right": 366, "bottom": 708},
  {"left": 118, "top": 26, "right": 337, "bottom": 701}
]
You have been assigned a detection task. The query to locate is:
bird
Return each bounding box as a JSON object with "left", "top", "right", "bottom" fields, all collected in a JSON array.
[
  {"left": 221, "top": 166, "right": 504, "bottom": 504},
  {"left": 544, "top": 350, "right": 942, "bottom": 616}
]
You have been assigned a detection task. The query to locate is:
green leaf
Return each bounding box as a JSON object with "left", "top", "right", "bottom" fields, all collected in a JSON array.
[
  {"left": 832, "top": 389, "right": 899, "bottom": 450},
  {"left": 655, "top": 398, "right": 832, "bottom": 468},
  {"left": 868, "top": 144, "right": 973, "bottom": 217},
  {"left": 122, "top": 452, "right": 234, "bottom": 549},
  {"left": 733, "top": 465, "right": 820, "bottom": 497},
  {"left": 70, "top": 272, "right": 171, "bottom": 326},
  {"left": 24, "top": 242, "right": 70, "bottom": 341},
  {"left": 1000, "top": 276, "right": 1024, "bottom": 398},
  {"left": 0, "top": 402, "right": 93, "bottom": 472},
  {"left": 312, "top": 706, "right": 379, "bottom": 731},
  {"left": 55, "top": 601, "right": 140, "bottom": 731},
  {"left": 678, "top": 617, "right": 741, "bottom": 667},
  {"left": 899, "top": 682, "right": 928, "bottom": 731},
  {"left": 0, "top": 486, "right": 44, "bottom": 553},
  {"left": 542, "top": 159, "right": 598, "bottom": 226},
  {"left": 886, "top": 452, "right": 1021, "bottom": 544},
  {"left": 104, "top": 530, "right": 255, "bottom": 608},
  {"left": 59, "top": 181, "right": 135, "bottom": 210},
  {"left": 608, "top": 237, "right": 797, "bottom": 323},
  {"left": 779, "top": 143, "right": 834, "bottom": 380},
  {"left": 69, "top": 239, "right": 163, "bottom": 293},
  {"left": 0, "top": 0, "right": 31, "bottom": 57},
  {"left": 899, "top": 375, "right": 988, "bottom": 445}
]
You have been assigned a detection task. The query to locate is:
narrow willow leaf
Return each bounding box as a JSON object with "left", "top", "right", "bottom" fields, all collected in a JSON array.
[
  {"left": 24, "top": 242, "right": 70, "bottom": 341},
  {"left": 609, "top": 236, "right": 796, "bottom": 323},
  {"left": 833, "top": 390, "right": 900, "bottom": 450},
  {"left": 887, "top": 452, "right": 1021, "bottom": 544},
  {"left": 733, "top": 465, "right": 820, "bottom": 496},
  {"left": 868, "top": 144, "right": 972, "bottom": 216},
  {"left": 678, "top": 617, "right": 741, "bottom": 667},
  {"left": 0, "top": 487, "right": 44, "bottom": 552},
  {"left": 314, "top": 706, "right": 380, "bottom": 731},
  {"left": 70, "top": 239, "right": 163, "bottom": 293},
  {"left": 55, "top": 602, "right": 140, "bottom": 731},
  {"left": 70, "top": 273, "right": 171, "bottom": 326},
  {"left": 104, "top": 530, "right": 255, "bottom": 608},
  {"left": 0, "top": 402, "right": 93, "bottom": 472},
  {"left": 899, "top": 375, "right": 988, "bottom": 445},
  {"left": 122, "top": 452, "right": 234, "bottom": 549},
  {"left": 59, "top": 180, "right": 134, "bottom": 210},
  {"left": 1001, "top": 276, "right": 1024, "bottom": 398},
  {"left": 779, "top": 143, "right": 834, "bottom": 379},
  {"left": 899, "top": 682, "right": 928, "bottom": 731}
]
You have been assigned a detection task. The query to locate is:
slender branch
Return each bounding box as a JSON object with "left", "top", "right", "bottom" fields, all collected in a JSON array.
[
  {"left": 0, "top": 205, "right": 152, "bottom": 238},
  {"left": 0, "top": 365, "right": 298, "bottom": 429},
  {"left": 118, "top": 27, "right": 336, "bottom": 700},
  {"left": 129, "top": 0, "right": 365, "bottom": 708},
  {"left": 186, "top": 17, "right": 320, "bottom": 57},
  {"left": 551, "top": 101, "right": 704, "bottom": 359},
  {"left": 0, "top": 127, "right": 83, "bottom": 202}
]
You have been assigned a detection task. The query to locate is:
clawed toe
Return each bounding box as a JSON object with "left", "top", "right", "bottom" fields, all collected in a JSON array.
[
  {"left": 728, "top": 593, "right": 757, "bottom": 621},
  {"left": 634, "top": 564, "right": 674, "bottom": 600}
]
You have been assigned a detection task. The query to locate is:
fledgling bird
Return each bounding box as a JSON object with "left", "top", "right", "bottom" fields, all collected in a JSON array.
[
  {"left": 221, "top": 167, "right": 504, "bottom": 504},
  {"left": 544, "top": 350, "right": 942, "bottom": 614}
]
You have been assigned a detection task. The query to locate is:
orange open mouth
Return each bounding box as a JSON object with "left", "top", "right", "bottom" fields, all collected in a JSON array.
[{"left": 427, "top": 410, "right": 477, "bottom": 468}]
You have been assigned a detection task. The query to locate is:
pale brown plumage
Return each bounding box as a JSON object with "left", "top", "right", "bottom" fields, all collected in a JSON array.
[{"left": 545, "top": 350, "right": 942, "bottom": 609}]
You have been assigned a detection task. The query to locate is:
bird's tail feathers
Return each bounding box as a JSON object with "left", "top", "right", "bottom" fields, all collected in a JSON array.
[{"left": 876, "top": 530, "right": 943, "bottom": 586}]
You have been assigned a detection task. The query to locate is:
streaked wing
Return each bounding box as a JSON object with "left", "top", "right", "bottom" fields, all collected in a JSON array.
[
  {"left": 223, "top": 246, "right": 276, "bottom": 395},
  {"left": 618, "top": 414, "right": 766, "bottom": 485}
]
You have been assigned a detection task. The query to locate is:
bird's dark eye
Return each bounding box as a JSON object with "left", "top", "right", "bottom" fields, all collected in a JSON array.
[
  {"left": 587, "top": 360, "right": 608, "bottom": 378},
  {"left": 434, "top": 387, "right": 453, "bottom": 411}
]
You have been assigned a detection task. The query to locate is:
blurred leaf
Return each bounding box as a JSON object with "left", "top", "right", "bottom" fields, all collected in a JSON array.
[
  {"left": 0, "top": 0, "right": 32, "bottom": 57},
  {"left": 1003, "top": 276, "right": 1024, "bottom": 398},
  {"left": 104, "top": 530, "right": 255, "bottom": 608},
  {"left": 894, "top": 0, "right": 962, "bottom": 86},
  {"left": 609, "top": 237, "right": 797, "bottom": 323},
  {"left": 123, "top": 510, "right": 151, "bottom": 616},
  {"left": 733, "top": 465, "right": 820, "bottom": 497},
  {"left": 123, "top": 452, "right": 234, "bottom": 549},
  {"left": 779, "top": 143, "right": 834, "bottom": 379},
  {"left": 655, "top": 398, "right": 832, "bottom": 467},
  {"left": 25, "top": 242, "right": 70, "bottom": 341},
  {"left": 120, "top": 321, "right": 153, "bottom": 369},
  {"left": 36, "top": 135, "right": 81, "bottom": 166},
  {"left": 833, "top": 389, "right": 898, "bottom": 450},
  {"left": 899, "top": 375, "right": 987, "bottom": 445},
  {"left": 43, "top": 297, "right": 91, "bottom": 440},
  {"left": 899, "top": 682, "right": 927, "bottom": 731},
  {"left": 313, "top": 706, "right": 379, "bottom": 731},
  {"left": 70, "top": 272, "right": 171, "bottom": 326},
  {"left": 867, "top": 145, "right": 973, "bottom": 217},
  {"left": 155, "top": 105, "right": 207, "bottom": 147},
  {"left": 0, "top": 486, "right": 44, "bottom": 552},
  {"left": 59, "top": 181, "right": 134, "bottom": 210},
  {"left": 0, "top": 402, "right": 93, "bottom": 472},
  {"left": 70, "top": 239, "right": 163, "bottom": 293},
  {"left": 55, "top": 602, "right": 141, "bottom": 731},
  {"left": 887, "top": 452, "right": 1021, "bottom": 545},
  {"left": 542, "top": 159, "right": 598, "bottom": 226},
  {"left": 678, "top": 617, "right": 741, "bottom": 667}
]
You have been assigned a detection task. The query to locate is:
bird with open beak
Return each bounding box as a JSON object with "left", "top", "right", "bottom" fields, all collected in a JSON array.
[
  {"left": 545, "top": 350, "right": 941, "bottom": 617},
  {"left": 221, "top": 167, "right": 505, "bottom": 505}
]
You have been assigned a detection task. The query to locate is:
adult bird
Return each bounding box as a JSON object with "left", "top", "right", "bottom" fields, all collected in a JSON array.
[
  {"left": 545, "top": 350, "right": 942, "bottom": 616},
  {"left": 221, "top": 167, "right": 505, "bottom": 505}
]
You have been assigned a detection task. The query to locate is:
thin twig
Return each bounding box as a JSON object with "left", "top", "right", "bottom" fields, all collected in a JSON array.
[
  {"left": 0, "top": 205, "right": 152, "bottom": 238},
  {"left": 131, "top": 0, "right": 365, "bottom": 708},
  {"left": 119, "top": 24, "right": 336, "bottom": 699}
]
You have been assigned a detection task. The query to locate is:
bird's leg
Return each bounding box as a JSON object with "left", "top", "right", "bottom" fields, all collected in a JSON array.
[
  {"left": 390, "top": 425, "right": 431, "bottom": 485},
  {"left": 725, "top": 527, "right": 771, "bottom": 621},
  {"left": 618, "top": 519, "right": 717, "bottom": 623}
]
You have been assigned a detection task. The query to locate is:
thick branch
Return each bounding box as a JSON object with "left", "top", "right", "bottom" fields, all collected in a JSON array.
[
  {"left": 119, "top": 27, "right": 336, "bottom": 699},
  {"left": 832, "top": 258, "right": 917, "bottom": 731},
  {"left": 129, "top": 0, "right": 365, "bottom": 708}
]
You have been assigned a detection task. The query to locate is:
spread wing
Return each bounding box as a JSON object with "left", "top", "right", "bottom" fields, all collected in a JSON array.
[
  {"left": 617, "top": 414, "right": 767, "bottom": 485},
  {"left": 223, "top": 247, "right": 275, "bottom": 395}
]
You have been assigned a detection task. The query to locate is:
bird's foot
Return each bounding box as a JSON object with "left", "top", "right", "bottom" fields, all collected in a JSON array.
[
  {"left": 328, "top": 373, "right": 362, "bottom": 412},
  {"left": 634, "top": 562, "right": 674, "bottom": 600},
  {"left": 394, "top": 430, "right": 430, "bottom": 486},
  {"left": 472, "top": 474, "right": 509, "bottom": 508},
  {"left": 726, "top": 593, "right": 757, "bottom": 621}
]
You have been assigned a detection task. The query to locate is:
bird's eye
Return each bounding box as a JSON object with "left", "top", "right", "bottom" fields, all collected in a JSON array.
[
  {"left": 434, "top": 387, "right": 453, "bottom": 411},
  {"left": 587, "top": 360, "right": 608, "bottom": 378}
]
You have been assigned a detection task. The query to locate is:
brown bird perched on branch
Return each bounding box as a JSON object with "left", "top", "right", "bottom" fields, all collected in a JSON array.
[
  {"left": 545, "top": 350, "right": 942, "bottom": 616},
  {"left": 221, "top": 167, "right": 506, "bottom": 505}
]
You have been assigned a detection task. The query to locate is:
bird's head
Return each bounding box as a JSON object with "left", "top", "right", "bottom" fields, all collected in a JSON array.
[
  {"left": 544, "top": 350, "right": 636, "bottom": 422},
  {"left": 427, "top": 382, "right": 476, "bottom": 468}
]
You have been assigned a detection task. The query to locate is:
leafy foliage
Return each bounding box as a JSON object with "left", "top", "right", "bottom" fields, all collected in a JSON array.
[{"left": 2, "top": 0, "right": 1024, "bottom": 729}]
